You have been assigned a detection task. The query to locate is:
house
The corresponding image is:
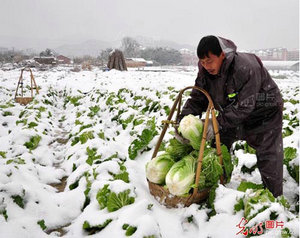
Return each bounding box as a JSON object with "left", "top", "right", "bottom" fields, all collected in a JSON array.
[
  {"left": 287, "top": 49, "right": 299, "bottom": 61},
  {"left": 251, "top": 48, "right": 299, "bottom": 61},
  {"left": 125, "top": 58, "right": 147, "bottom": 67},
  {"left": 56, "top": 55, "right": 72, "bottom": 64},
  {"left": 179, "top": 48, "right": 198, "bottom": 66},
  {"left": 34, "top": 57, "right": 56, "bottom": 65}
]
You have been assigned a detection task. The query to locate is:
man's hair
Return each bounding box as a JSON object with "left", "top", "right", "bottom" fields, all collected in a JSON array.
[{"left": 197, "top": 35, "right": 222, "bottom": 59}]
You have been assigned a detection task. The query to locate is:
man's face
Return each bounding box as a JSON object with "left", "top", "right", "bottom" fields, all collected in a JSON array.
[{"left": 200, "top": 51, "right": 225, "bottom": 75}]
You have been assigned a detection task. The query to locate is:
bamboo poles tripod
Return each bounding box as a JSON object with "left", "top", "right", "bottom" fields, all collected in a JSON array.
[{"left": 14, "top": 67, "right": 39, "bottom": 105}]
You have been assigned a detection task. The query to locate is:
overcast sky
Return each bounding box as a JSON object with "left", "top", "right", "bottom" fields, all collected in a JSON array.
[{"left": 0, "top": 0, "right": 299, "bottom": 50}]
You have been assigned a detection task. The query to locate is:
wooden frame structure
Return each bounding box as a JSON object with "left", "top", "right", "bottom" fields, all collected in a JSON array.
[{"left": 14, "top": 67, "right": 39, "bottom": 105}]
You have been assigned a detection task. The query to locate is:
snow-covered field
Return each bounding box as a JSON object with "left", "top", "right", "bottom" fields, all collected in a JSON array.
[{"left": 0, "top": 66, "right": 299, "bottom": 238}]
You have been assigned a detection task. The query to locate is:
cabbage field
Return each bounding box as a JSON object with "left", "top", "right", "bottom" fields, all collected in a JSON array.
[{"left": 0, "top": 67, "right": 299, "bottom": 238}]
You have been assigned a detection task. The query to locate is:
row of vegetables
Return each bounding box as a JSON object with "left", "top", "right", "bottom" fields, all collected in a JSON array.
[{"left": 0, "top": 82, "right": 180, "bottom": 236}]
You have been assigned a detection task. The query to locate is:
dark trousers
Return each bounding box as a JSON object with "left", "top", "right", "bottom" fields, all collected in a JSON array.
[{"left": 220, "top": 127, "right": 283, "bottom": 197}]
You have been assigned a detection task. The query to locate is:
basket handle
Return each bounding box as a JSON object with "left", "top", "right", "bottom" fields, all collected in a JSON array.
[{"left": 151, "top": 86, "right": 224, "bottom": 198}]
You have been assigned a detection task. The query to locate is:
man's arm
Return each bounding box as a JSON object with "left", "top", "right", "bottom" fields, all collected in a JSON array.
[
  {"left": 217, "top": 66, "right": 262, "bottom": 129},
  {"left": 178, "top": 69, "right": 208, "bottom": 122}
]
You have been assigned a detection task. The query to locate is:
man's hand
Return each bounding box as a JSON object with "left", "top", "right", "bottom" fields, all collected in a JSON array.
[
  {"left": 202, "top": 119, "right": 214, "bottom": 141},
  {"left": 174, "top": 125, "right": 190, "bottom": 144}
]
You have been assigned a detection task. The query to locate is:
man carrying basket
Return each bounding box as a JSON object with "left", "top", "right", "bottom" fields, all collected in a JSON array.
[{"left": 176, "top": 35, "right": 283, "bottom": 197}]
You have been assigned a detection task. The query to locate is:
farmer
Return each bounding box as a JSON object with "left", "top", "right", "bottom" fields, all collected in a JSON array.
[{"left": 177, "top": 35, "right": 283, "bottom": 197}]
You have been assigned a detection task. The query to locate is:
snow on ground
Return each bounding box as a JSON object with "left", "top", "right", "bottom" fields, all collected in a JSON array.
[{"left": 0, "top": 66, "right": 299, "bottom": 238}]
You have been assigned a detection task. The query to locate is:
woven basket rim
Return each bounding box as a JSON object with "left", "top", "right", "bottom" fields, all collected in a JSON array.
[
  {"left": 15, "top": 97, "right": 33, "bottom": 99},
  {"left": 15, "top": 97, "right": 33, "bottom": 105},
  {"left": 147, "top": 180, "right": 210, "bottom": 208}
]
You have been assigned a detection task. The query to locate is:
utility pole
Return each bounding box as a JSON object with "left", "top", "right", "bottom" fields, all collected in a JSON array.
[{"left": 11, "top": 47, "right": 15, "bottom": 64}]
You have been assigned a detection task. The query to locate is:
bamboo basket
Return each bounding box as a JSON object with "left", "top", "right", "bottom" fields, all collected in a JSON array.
[
  {"left": 147, "top": 86, "right": 223, "bottom": 208},
  {"left": 15, "top": 67, "right": 39, "bottom": 105}
]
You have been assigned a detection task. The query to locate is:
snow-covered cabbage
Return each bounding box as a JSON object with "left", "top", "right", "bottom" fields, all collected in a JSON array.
[
  {"left": 146, "top": 153, "right": 175, "bottom": 184},
  {"left": 165, "top": 154, "right": 196, "bottom": 196},
  {"left": 283, "top": 147, "right": 299, "bottom": 183},
  {"left": 235, "top": 188, "right": 290, "bottom": 221},
  {"left": 178, "top": 114, "right": 203, "bottom": 150},
  {"left": 244, "top": 189, "right": 275, "bottom": 220}
]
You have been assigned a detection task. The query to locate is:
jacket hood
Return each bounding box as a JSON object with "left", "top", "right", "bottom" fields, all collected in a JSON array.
[
  {"left": 217, "top": 37, "right": 237, "bottom": 56},
  {"left": 216, "top": 37, "right": 237, "bottom": 76}
]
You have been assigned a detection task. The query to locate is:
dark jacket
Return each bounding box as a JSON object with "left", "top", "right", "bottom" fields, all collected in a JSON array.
[{"left": 181, "top": 37, "right": 283, "bottom": 137}]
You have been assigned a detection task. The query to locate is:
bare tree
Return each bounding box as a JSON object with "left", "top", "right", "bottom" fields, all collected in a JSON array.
[
  {"left": 39, "top": 48, "right": 55, "bottom": 57},
  {"left": 121, "top": 37, "right": 140, "bottom": 58},
  {"left": 99, "top": 48, "right": 113, "bottom": 66}
]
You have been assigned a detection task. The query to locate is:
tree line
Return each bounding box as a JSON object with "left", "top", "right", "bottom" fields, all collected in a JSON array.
[
  {"left": 0, "top": 37, "right": 184, "bottom": 66},
  {"left": 99, "top": 37, "right": 182, "bottom": 66}
]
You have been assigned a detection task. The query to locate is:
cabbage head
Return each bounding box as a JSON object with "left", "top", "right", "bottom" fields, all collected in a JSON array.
[
  {"left": 166, "top": 138, "right": 193, "bottom": 161},
  {"left": 165, "top": 154, "right": 196, "bottom": 196},
  {"left": 178, "top": 114, "right": 203, "bottom": 150},
  {"left": 198, "top": 148, "right": 223, "bottom": 189},
  {"left": 146, "top": 153, "right": 175, "bottom": 184}
]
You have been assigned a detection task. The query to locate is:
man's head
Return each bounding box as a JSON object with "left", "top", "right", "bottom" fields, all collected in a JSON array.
[{"left": 197, "top": 35, "right": 225, "bottom": 75}]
